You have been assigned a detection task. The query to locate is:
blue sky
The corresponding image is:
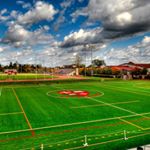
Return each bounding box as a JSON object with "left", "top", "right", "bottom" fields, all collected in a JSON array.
[{"left": 0, "top": 0, "right": 150, "bottom": 66}]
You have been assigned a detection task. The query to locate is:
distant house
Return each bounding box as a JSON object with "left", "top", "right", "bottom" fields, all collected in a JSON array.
[
  {"left": 4, "top": 69, "right": 17, "bottom": 75},
  {"left": 110, "top": 62, "right": 150, "bottom": 79},
  {"left": 56, "top": 69, "right": 76, "bottom": 76},
  {"left": 119, "top": 62, "right": 150, "bottom": 71},
  {"left": 120, "top": 62, "right": 150, "bottom": 76}
]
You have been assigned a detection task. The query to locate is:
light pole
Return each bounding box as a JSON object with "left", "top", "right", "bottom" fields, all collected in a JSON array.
[
  {"left": 83, "top": 45, "right": 87, "bottom": 76},
  {"left": 85, "top": 44, "right": 95, "bottom": 76},
  {"left": 34, "top": 53, "right": 38, "bottom": 81},
  {"left": 48, "top": 53, "right": 55, "bottom": 80}
]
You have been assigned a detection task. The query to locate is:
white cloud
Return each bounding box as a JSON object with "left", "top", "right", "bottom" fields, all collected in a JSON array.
[
  {"left": 53, "top": 0, "right": 75, "bottom": 31},
  {"left": 2, "top": 24, "right": 54, "bottom": 47},
  {"left": 78, "top": 0, "right": 84, "bottom": 3},
  {"left": 17, "top": 1, "right": 57, "bottom": 25},
  {"left": 16, "top": 0, "right": 31, "bottom": 9},
  {"left": 0, "top": 9, "right": 7, "bottom": 15},
  {"left": 43, "top": 25, "right": 50, "bottom": 31},
  {"left": 71, "top": 0, "right": 150, "bottom": 42},
  {"left": 142, "top": 36, "right": 150, "bottom": 43},
  {"left": 60, "top": 0, "right": 73, "bottom": 8},
  {"left": 116, "top": 12, "right": 132, "bottom": 26},
  {"left": 104, "top": 36, "right": 150, "bottom": 65},
  {"left": 0, "top": 9, "right": 9, "bottom": 22},
  {"left": 0, "top": 47, "right": 4, "bottom": 52},
  {"left": 3, "top": 24, "right": 31, "bottom": 44},
  {"left": 61, "top": 28, "right": 104, "bottom": 47}
]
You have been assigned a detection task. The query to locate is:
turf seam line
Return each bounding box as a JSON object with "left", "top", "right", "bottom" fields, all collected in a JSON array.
[
  {"left": 0, "top": 112, "right": 23, "bottom": 116},
  {"left": 12, "top": 88, "right": 35, "bottom": 136},
  {"left": 71, "top": 100, "right": 139, "bottom": 109},
  {"left": 119, "top": 118, "right": 144, "bottom": 130}
]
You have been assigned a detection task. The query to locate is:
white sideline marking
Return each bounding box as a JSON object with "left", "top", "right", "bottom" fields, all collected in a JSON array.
[
  {"left": 0, "top": 111, "right": 150, "bottom": 136},
  {"left": 0, "top": 112, "right": 23, "bottom": 116},
  {"left": 71, "top": 100, "right": 139, "bottom": 109}
]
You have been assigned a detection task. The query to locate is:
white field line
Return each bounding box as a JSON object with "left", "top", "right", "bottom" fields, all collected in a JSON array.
[
  {"left": 102, "top": 84, "right": 150, "bottom": 96},
  {"left": 87, "top": 96, "right": 138, "bottom": 115},
  {"left": 119, "top": 118, "right": 144, "bottom": 130},
  {"left": 65, "top": 131, "right": 150, "bottom": 150},
  {"left": 0, "top": 112, "right": 23, "bottom": 116},
  {"left": 41, "top": 135, "right": 84, "bottom": 146},
  {"left": 143, "top": 127, "right": 150, "bottom": 130},
  {"left": 94, "top": 84, "right": 150, "bottom": 120},
  {"left": 0, "top": 111, "right": 150, "bottom": 136},
  {"left": 50, "top": 85, "right": 150, "bottom": 124},
  {"left": 12, "top": 88, "right": 33, "bottom": 132},
  {"left": 133, "top": 83, "right": 150, "bottom": 90},
  {"left": 20, "top": 130, "right": 125, "bottom": 150},
  {"left": 87, "top": 95, "right": 150, "bottom": 120},
  {"left": 3, "top": 85, "right": 47, "bottom": 89},
  {"left": 0, "top": 87, "right": 2, "bottom": 96},
  {"left": 47, "top": 84, "right": 104, "bottom": 99},
  {"left": 71, "top": 100, "right": 139, "bottom": 109}
]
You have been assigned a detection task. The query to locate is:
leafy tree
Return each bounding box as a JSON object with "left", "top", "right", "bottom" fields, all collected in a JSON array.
[
  {"left": 8, "top": 62, "right": 13, "bottom": 69},
  {"left": 140, "top": 68, "right": 147, "bottom": 75},
  {"left": 92, "top": 59, "right": 106, "bottom": 67}
]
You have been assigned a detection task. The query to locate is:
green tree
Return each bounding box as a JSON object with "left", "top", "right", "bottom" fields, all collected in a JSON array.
[
  {"left": 92, "top": 59, "right": 106, "bottom": 67},
  {"left": 140, "top": 68, "right": 147, "bottom": 75},
  {"left": 8, "top": 62, "right": 13, "bottom": 69}
]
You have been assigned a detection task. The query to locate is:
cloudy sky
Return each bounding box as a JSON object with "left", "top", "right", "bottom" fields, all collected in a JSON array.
[{"left": 0, "top": 0, "right": 150, "bottom": 66}]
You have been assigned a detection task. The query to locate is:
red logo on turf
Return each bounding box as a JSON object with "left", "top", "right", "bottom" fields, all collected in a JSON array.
[{"left": 58, "top": 90, "right": 89, "bottom": 97}]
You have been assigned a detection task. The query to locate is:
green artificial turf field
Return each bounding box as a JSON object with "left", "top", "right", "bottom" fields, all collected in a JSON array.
[
  {"left": 0, "top": 79, "right": 150, "bottom": 150},
  {"left": 0, "top": 73, "right": 54, "bottom": 80}
]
